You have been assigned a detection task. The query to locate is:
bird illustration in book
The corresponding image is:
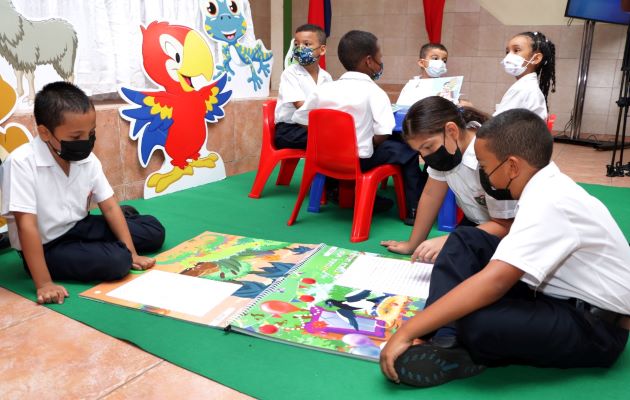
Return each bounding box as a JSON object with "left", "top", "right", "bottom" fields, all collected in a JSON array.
[
  {"left": 325, "top": 290, "right": 388, "bottom": 331},
  {"left": 118, "top": 21, "right": 231, "bottom": 198}
]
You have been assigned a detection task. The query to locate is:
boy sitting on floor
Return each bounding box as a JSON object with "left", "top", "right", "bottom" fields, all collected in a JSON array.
[
  {"left": 293, "top": 30, "right": 425, "bottom": 220},
  {"left": 380, "top": 108, "right": 630, "bottom": 387},
  {"left": 0, "top": 82, "right": 166, "bottom": 305}
]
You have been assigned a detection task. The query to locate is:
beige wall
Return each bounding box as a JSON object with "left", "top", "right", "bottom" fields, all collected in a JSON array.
[
  {"left": 290, "top": 0, "right": 627, "bottom": 137},
  {"left": 251, "top": 0, "right": 272, "bottom": 49}
]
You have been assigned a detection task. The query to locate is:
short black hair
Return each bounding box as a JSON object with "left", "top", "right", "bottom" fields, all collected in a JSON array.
[
  {"left": 338, "top": 30, "right": 378, "bottom": 72},
  {"left": 296, "top": 24, "right": 327, "bottom": 45},
  {"left": 419, "top": 43, "right": 448, "bottom": 59},
  {"left": 476, "top": 109, "right": 552, "bottom": 169},
  {"left": 34, "top": 81, "right": 93, "bottom": 132}
]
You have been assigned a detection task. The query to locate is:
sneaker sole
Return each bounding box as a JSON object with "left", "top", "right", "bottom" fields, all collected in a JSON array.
[{"left": 394, "top": 345, "right": 486, "bottom": 387}]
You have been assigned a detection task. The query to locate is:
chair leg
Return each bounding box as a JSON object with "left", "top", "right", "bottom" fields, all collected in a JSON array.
[
  {"left": 350, "top": 179, "right": 378, "bottom": 243},
  {"left": 249, "top": 155, "right": 278, "bottom": 199},
  {"left": 288, "top": 168, "right": 317, "bottom": 225},
  {"left": 276, "top": 158, "right": 300, "bottom": 186},
  {"left": 308, "top": 173, "right": 326, "bottom": 213},
  {"left": 391, "top": 173, "right": 407, "bottom": 220}
]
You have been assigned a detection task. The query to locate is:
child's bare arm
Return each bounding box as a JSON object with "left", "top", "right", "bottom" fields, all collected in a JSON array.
[
  {"left": 380, "top": 260, "right": 524, "bottom": 382},
  {"left": 98, "top": 197, "right": 155, "bottom": 271},
  {"left": 14, "top": 212, "right": 68, "bottom": 304}
]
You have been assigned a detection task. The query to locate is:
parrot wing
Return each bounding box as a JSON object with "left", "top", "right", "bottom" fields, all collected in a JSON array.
[
  {"left": 202, "top": 73, "right": 232, "bottom": 123},
  {"left": 119, "top": 87, "right": 174, "bottom": 167}
]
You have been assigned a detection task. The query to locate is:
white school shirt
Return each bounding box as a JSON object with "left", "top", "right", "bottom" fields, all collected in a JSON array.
[
  {"left": 0, "top": 135, "right": 114, "bottom": 250},
  {"left": 492, "top": 162, "right": 630, "bottom": 314},
  {"left": 427, "top": 137, "right": 516, "bottom": 224},
  {"left": 275, "top": 64, "right": 333, "bottom": 124},
  {"left": 494, "top": 72, "right": 547, "bottom": 121},
  {"left": 293, "top": 71, "right": 395, "bottom": 158}
]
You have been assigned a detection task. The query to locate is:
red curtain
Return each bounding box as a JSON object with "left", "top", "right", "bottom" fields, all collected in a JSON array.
[
  {"left": 423, "top": 0, "right": 446, "bottom": 44},
  {"left": 308, "top": 0, "right": 328, "bottom": 68}
]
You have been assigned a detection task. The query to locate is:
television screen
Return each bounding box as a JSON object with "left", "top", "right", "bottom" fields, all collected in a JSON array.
[{"left": 565, "top": 0, "right": 630, "bottom": 25}]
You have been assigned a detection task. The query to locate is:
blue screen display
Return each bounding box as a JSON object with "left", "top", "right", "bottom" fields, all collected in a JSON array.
[{"left": 566, "top": 0, "right": 630, "bottom": 25}]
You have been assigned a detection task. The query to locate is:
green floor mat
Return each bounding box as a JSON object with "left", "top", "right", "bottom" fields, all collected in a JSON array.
[{"left": 1, "top": 170, "right": 629, "bottom": 400}]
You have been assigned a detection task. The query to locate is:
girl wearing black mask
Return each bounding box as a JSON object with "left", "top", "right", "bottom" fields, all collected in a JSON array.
[{"left": 381, "top": 96, "right": 516, "bottom": 263}]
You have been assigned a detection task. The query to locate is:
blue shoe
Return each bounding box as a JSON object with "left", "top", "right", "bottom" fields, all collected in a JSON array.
[{"left": 394, "top": 344, "right": 485, "bottom": 387}]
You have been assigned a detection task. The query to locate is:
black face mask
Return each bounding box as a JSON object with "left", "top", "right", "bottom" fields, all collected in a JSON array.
[
  {"left": 478, "top": 159, "right": 514, "bottom": 201},
  {"left": 422, "top": 133, "right": 462, "bottom": 171},
  {"left": 49, "top": 134, "right": 96, "bottom": 161}
]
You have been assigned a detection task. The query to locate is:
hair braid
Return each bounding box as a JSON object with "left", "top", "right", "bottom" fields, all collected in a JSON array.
[{"left": 518, "top": 31, "right": 557, "bottom": 106}]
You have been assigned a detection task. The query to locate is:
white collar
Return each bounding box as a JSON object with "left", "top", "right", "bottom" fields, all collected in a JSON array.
[
  {"left": 519, "top": 161, "right": 559, "bottom": 203},
  {"left": 339, "top": 71, "right": 374, "bottom": 82},
  {"left": 461, "top": 136, "right": 478, "bottom": 170}
]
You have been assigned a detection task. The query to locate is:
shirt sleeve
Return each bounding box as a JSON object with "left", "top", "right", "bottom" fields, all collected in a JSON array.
[
  {"left": 370, "top": 88, "right": 395, "bottom": 136},
  {"left": 1, "top": 156, "right": 37, "bottom": 215},
  {"left": 491, "top": 200, "right": 579, "bottom": 286},
  {"left": 91, "top": 157, "right": 114, "bottom": 203},
  {"left": 427, "top": 166, "right": 447, "bottom": 182},
  {"left": 292, "top": 90, "right": 319, "bottom": 125},
  {"left": 278, "top": 69, "right": 307, "bottom": 104}
]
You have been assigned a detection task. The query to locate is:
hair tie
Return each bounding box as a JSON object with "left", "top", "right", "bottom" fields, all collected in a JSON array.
[
  {"left": 457, "top": 106, "right": 465, "bottom": 115},
  {"left": 466, "top": 121, "right": 481, "bottom": 129}
]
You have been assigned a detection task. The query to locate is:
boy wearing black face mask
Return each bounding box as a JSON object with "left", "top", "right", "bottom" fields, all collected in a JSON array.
[
  {"left": 0, "top": 82, "right": 165, "bottom": 305},
  {"left": 380, "top": 109, "right": 630, "bottom": 388}
]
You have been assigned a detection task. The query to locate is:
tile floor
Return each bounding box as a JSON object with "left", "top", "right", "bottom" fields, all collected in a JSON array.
[{"left": 1, "top": 142, "right": 629, "bottom": 399}]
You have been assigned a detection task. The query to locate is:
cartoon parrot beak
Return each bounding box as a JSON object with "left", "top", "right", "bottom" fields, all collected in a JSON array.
[{"left": 177, "top": 30, "right": 215, "bottom": 92}]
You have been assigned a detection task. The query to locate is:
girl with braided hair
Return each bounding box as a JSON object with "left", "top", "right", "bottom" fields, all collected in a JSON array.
[{"left": 494, "top": 31, "right": 556, "bottom": 121}]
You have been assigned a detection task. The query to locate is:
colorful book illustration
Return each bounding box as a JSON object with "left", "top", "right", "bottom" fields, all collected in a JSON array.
[
  {"left": 396, "top": 75, "right": 464, "bottom": 106},
  {"left": 80, "top": 231, "right": 321, "bottom": 328},
  {"left": 230, "top": 245, "right": 433, "bottom": 362}
]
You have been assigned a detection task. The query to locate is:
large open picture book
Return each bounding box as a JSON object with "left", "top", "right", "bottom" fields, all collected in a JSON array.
[{"left": 81, "top": 231, "right": 433, "bottom": 361}]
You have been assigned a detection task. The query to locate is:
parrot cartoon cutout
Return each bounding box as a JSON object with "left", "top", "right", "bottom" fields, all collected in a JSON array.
[
  {"left": 200, "top": 0, "right": 273, "bottom": 98},
  {"left": 118, "top": 21, "right": 231, "bottom": 199}
]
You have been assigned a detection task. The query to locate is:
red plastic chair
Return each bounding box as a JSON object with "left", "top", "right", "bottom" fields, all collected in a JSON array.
[
  {"left": 248, "top": 100, "right": 306, "bottom": 198},
  {"left": 547, "top": 114, "right": 557, "bottom": 133},
  {"left": 287, "top": 109, "right": 407, "bottom": 242}
]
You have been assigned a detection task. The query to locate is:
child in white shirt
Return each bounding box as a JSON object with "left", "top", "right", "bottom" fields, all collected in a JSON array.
[
  {"left": 495, "top": 31, "right": 556, "bottom": 121},
  {"left": 274, "top": 24, "right": 332, "bottom": 149}
]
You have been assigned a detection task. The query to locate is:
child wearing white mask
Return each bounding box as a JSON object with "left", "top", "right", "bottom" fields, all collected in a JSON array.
[
  {"left": 417, "top": 43, "right": 449, "bottom": 79},
  {"left": 495, "top": 31, "right": 556, "bottom": 121}
]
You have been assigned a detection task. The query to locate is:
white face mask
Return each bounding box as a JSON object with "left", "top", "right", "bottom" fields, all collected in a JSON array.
[
  {"left": 425, "top": 59, "right": 447, "bottom": 77},
  {"left": 501, "top": 53, "right": 534, "bottom": 77}
]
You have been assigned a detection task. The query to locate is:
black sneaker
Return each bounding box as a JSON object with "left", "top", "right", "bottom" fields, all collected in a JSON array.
[
  {"left": 394, "top": 344, "right": 485, "bottom": 387},
  {"left": 404, "top": 208, "right": 416, "bottom": 226},
  {"left": 120, "top": 205, "right": 140, "bottom": 218},
  {"left": 374, "top": 195, "right": 394, "bottom": 213}
]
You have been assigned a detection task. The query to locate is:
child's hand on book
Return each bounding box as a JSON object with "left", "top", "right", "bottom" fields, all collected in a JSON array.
[
  {"left": 380, "top": 240, "right": 416, "bottom": 256},
  {"left": 37, "top": 282, "right": 69, "bottom": 304},
  {"left": 411, "top": 236, "right": 449, "bottom": 263}
]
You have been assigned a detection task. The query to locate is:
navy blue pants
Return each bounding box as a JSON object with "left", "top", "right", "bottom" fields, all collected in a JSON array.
[
  {"left": 275, "top": 122, "right": 307, "bottom": 149},
  {"left": 22, "top": 214, "right": 165, "bottom": 282},
  {"left": 424, "top": 226, "right": 628, "bottom": 368},
  {"left": 359, "top": 137, "right": 427, "bottom": 213}
]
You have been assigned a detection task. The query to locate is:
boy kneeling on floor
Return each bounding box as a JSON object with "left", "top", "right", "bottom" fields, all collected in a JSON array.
[
  {"left": 380, "top": 108, "right": 630, "bottom": 387},
  {"left": 1, "top": 82, "right": 165, "bottom": 305}
]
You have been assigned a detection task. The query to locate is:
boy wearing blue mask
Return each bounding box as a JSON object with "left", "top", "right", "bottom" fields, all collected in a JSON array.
[
  {"left": 274, "top": 24, "right": 332, "bottom": 150},
  {"left": 1, "top": 82, "right": 165, "bottom": 304},
  {"left": 294, "top": 30, "right": 425, "bottom": 221}
]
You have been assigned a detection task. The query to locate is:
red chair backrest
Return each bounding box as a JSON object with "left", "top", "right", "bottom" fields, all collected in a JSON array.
[
  {"left": 547, "top": 113, "right": 557, "bottom": 132},
  {"left": 262, "top": 99, "right": 278, "bottom": 150},
  {"left": 306, "top": 109, "right": 360, "bottom": 179}
]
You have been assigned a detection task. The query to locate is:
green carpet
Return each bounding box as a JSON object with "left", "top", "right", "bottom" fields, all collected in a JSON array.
[{"left": 1, "top": 169, "right": 629, "bottom": 400}]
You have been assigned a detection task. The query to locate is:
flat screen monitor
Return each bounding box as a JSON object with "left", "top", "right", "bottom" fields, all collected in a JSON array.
[{"left": 565, "top": 0, "right": 630, "bottom": 25}]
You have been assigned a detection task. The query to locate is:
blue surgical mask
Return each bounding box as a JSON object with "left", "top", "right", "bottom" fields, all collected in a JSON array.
[
  {"left": 372, "top": 62, "right": 384, "bottom": 81},
  {"left": 292, "top": 46, "right": 319, "bottom": 66},
  {"left": 425, "top": 59, "right": 447, "bottom": 77}
]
